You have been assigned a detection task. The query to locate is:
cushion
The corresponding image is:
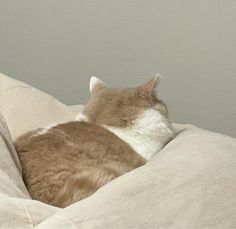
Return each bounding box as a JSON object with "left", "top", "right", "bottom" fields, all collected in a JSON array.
[
  {"left": 0, "top": 72, "right": 236, "bottom": 228},
  {"left": 0, "top": 73, "right": 75, "bottom": 140},
  {"left": 0, "top": 112, "right": 59, "bottom": 229},
  {"left": 36, "top": 124, "right": 236, "bottom": 229}
]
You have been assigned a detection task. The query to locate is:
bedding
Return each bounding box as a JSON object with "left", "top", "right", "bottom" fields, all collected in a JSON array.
[{"left": 0, "top": 72, "right": 236, "bottom": 228}]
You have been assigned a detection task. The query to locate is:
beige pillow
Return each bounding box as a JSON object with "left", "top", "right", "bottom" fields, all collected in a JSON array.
[
  {"left": 0, "top": 73, "right": 74, "bottom": 228},
  {"left": 0, "top": 114, "right": 59, "bottom": 228},
  {"left": 0, "top": 112, "right": 28, "bottom": 198},
  {"left": 36, "top": 123, "right": 236, "bottom": 229},
  {"left": 0, "top": 73, "right": 76, "bottom": 140}
]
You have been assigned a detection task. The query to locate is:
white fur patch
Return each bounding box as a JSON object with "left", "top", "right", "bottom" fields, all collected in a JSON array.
[
  {"left": 75, "top": 112, "right": 88, "bottom": 122},
  {"left": 36, "top": 123, "right": 57, "bottom": 135},
  {"left": 104, "top": 109, "right": 175, "bottom": 160},
  {"left": 35, "top": 112, "right": 87, "bottom": 136}
]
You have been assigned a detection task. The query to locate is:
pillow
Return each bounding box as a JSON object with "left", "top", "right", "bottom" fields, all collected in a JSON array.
[
  {"left": 0, "top": 112, "right": 29, "bottom": 198},
  {"left": 0, "top": 72, "right": 76, "bottom": 140},
  {"left": 0, "top": 72, "right": 76, "bottom": 227},
  {"left": 36, "top": 124, "right": 236, "bottom": 228}
]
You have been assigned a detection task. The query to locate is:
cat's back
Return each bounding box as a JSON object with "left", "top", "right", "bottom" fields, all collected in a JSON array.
[
  {"left": 14, "top": 121, "right": 145, "bottom": 206},
  {"left": 15, "top": 121, "right": 145, "bottom": 165}
]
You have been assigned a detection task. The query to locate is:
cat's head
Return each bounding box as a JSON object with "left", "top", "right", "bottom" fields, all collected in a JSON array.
[
  {"left": 79, "top": 75, "right": 175, "bottom": 159},
  {"left": 81, "top": 75, "right": 174, "bottom": 132}
]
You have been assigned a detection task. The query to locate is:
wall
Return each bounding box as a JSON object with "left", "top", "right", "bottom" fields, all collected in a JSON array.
[{"left": 0, "top": 0, "right": 235, "bottom": 137}]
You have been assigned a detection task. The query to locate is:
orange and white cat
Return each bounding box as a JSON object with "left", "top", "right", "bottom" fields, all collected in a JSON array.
[{"left": 14, "top": 75, "right": 175, "bottom": 208}]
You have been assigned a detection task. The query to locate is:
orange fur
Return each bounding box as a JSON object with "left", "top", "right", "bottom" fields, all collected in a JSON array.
[{"left": 14, "top": 76, "right": 172, "bottom": 207}]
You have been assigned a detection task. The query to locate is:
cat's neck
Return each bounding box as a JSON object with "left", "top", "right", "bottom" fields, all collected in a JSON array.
[
  {"left": 104, "top": 120, "right": 174, "bottom": 160},
  {"left": 76, "top": 109, "right": 174, "bottom": 160}
]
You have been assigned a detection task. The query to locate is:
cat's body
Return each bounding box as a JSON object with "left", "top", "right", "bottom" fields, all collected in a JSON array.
[
  {"left": 14, "top": 75, "right": 175, "bottom": 208},
  {"left": 15, "top": 121, "right": 145, "bottom": 207}
]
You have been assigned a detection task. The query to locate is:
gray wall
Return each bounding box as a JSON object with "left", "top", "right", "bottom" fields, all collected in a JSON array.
[{"left": 0, "top": 0, "right": 236, "bottom": 137}]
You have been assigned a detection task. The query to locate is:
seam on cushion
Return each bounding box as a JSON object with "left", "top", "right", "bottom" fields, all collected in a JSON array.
[
  {"left": 22, "top": 201, "right": 36, "bottom": 228},
  {"left": 0, "top": 114, "right": 23, "bottom": 175},
  {"left": 0, "top": 174, "right": 30, "bottom": 199},
  {"left": 68, "top": 221, "right": 77, "bottom": 229}
]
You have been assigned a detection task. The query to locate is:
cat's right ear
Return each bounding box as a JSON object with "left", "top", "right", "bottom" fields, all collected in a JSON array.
[
  {"left": 89, "top": 76, "right": 106, "bottom": 95},
  {"left": 138, "top": 73, "right": 162, "bottom": 98}
]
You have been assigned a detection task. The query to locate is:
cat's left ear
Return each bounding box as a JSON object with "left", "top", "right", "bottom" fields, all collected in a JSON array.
[
  {"left": 89, "top": 76, "right": 106, "bottom": 95},
  {"left": 139, "top": 73, "right": 162, "bottom": 98}
]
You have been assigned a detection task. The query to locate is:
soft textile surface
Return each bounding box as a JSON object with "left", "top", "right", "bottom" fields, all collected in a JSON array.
[
  {"left": 0, "top": 113, "right": 59, "bottom": 229},
  {"left": 36, "top": 124, "right": 236, "bottom": 229},
  {"left": 0, "top": 73, "right": 75, "bottom": 140},
  {"left": 0, "top": 72, "right": 236, "bottom": 228}
]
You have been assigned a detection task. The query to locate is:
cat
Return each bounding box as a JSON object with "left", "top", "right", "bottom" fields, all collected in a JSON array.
[{"left": 14, "top": 75, "right": 175, "bottom": 208}]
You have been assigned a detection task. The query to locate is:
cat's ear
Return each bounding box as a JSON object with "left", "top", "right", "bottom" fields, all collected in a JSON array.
[
  {"left": 139, "top": 73, "right": 162, "bottom": 98},
  {"left": 89, "top": 76, "right": 106, "bottom": 95}
]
